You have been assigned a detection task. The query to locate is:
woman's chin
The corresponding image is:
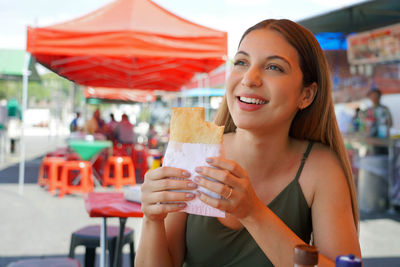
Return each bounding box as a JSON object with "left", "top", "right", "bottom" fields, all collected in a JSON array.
[{"left": 233, "top": 119, "right": 265, "bottom": 132}]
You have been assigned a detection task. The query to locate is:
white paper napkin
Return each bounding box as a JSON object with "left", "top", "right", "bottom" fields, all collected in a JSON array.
[{"left": 163, "top": 140, "right": 225, "bottom": 218}]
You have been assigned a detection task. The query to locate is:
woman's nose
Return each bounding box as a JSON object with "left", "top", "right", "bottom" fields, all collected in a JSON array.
[{"left": 241, "top": 66, "right": 262, "bottom": 88}]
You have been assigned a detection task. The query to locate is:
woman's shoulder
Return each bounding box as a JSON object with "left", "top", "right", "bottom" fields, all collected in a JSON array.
[
  {"left": 304, "top": 141, "right": 343, "bottom": 174},
  {"left": 304, "top": 141, "right": 347, "bottom": 187},
  {"left": 290, "top": 140, "right": 340, "bottom": 177},
  {"left": 297, "top": 141, "right": 348, "bottom": 207}
]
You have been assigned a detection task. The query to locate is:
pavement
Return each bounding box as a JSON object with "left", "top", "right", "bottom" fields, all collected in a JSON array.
[{"left": 1, "top": 129, "right": 400, "bottom": 266}]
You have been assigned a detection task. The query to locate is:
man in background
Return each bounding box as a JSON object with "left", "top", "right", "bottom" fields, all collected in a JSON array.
[
  {"left": 366, "top": 88, "right": 393, "bottom": 139},
  {"left": 365, "top": 88, "right": 393, "bottom": 155}
]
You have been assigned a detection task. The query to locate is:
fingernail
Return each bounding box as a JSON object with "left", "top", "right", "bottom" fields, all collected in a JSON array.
[
  {"left": 178, "top": 203, "right": 186, "bottom": 208},
  {"left": 195, "top": 167, "right": 202, "bottom": 173},
  {"left": 188, "top": 182, "right": 197, "bottom": 188},
  {"left": 182, "top": 171, "right": 190, "bottom": 177},
  {"left": 206, "top": 158, "right": 213, "bottom": 163},
  {"left": 195, "top": 190, "right": 201, "bottom": 197},
  {"left": 194, "top": 176, "right": 201, "bottom": 183},
  {"left": 186, "top": 193, "right": 195, "bottom": 198}
]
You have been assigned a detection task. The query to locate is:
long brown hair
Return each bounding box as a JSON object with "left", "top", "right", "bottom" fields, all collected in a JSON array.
[{"left": 214, "top": 19, "right": 359, "bottom": 230}]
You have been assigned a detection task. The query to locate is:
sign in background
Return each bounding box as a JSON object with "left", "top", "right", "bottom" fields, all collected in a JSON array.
[{"left": 347, "top": 22, "right": 400, "bottom": 65}]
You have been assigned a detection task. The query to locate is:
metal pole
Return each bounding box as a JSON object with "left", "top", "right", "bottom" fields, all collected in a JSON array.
[
  {"left": 18, "top": 53, "right": 31, "bottom": 195},
  {"left": 100, "top": 218, "right": 108, "bottom": 267}
]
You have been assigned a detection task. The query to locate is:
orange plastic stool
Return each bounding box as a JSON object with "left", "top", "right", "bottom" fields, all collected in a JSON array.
[
  {"left": 59, "top": 161, "right": 94, "bottom": 198},
  {"left": 38, "top": 157, "right": 66, "bottom": 194},
  {"left": 103, "top": 156, "right": 136, "bottom": 189}
]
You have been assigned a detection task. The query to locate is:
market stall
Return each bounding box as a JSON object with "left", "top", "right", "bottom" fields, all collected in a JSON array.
[
  {"left": 18, "top": 0, "right": 228, "bottom": 194},
  {"left": 298, "top": 0, "right": 400, "bottom": 212}
]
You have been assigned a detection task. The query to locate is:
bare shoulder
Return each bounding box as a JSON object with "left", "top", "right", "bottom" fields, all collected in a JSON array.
[
  {"left": 300, "top": 142, "right": 348, "bottom": 206},
  {"left": 307, "top": 142, "right": 343, "bottom": 172}
]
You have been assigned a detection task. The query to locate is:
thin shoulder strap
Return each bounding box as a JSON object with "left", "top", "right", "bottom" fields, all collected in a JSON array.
[{"left": 294, "top": 141, "right": 314, "bottom": 181}]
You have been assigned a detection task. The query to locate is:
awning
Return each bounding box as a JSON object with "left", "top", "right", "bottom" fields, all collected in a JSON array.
[
  {"left": 297, "top": 0, "right": 400, "bottom": 35},
  {"left": 26, "top": 0, "right": 227, "bottom": 91},
  {"left": 85, "top": 86, "right": 156, "bottom": 103},
  {"left": 0, "top": 49, "right": 40, "bottom": 81}
]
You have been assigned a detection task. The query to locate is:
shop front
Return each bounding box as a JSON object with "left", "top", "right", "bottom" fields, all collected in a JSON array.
[{"left": 298, "top": 0, "right": 400, "bottom": 212}]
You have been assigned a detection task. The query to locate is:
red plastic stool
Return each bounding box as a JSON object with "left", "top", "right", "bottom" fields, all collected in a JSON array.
[
  {"left": 46, "top": 146, "right": 70, "bottom": 158},
  {"left": 38, "top": 157, "right": 66, "bottom": 194},
  {"left": 7, "top": 257, "right": 81, "bottom": 267},
  {"left": 113, "top": 143, "right": 134, "bottom": 157},
  {"left": 103, "top": 156, "right": 136, "bottom": 189},
  {"left": 59, "top": 161, "right": 94, "bottom": 198}
]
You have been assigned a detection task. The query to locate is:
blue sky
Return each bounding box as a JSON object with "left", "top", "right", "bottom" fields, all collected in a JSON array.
[{"left": 0, "top": 0, "right": 366, "bottom": 57}]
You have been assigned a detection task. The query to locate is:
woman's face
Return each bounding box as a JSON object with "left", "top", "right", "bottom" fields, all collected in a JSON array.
[{"left": 226, "top": 29, "right": 306, "bottom": 133}]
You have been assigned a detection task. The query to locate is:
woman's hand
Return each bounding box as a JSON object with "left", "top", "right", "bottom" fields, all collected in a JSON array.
[
  {"left": 194, "top": 157, "right": 261, "bottom": 220},
  {"left": 141, "top": 167, "right": 198, "bottom": 221}
]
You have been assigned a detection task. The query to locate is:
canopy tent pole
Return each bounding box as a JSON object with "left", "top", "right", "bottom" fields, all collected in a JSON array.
[{"left": 18, "top": 53, "right": 31, "bottom": 195}]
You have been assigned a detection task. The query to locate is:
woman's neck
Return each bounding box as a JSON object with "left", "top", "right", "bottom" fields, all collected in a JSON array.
[{"left": 226, "top": 128, "right": 295, "bottom": 177}]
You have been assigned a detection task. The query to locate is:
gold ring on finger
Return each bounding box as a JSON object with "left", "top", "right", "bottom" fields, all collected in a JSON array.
[{"left": 224, "top": 187, "right": 233, "bottom": 200}]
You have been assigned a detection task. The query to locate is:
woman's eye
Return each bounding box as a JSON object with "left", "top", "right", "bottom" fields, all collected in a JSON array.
[
  {"left": 233, "top": 60, "right": 246, "bottom": 66},
  {"left": 266, "top": 65, "right": 283, "bottom": 72}
]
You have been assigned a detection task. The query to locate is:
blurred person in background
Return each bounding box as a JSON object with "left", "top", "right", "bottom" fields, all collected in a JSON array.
[
  {"left": 365, "top": 88, "right": 392, "bottom": 139},
  {"left": 103, "top": 113, "right": 118, "bottom": 141},
  {"left": 365, "top": 88, "right": 393, "bottom": 155},
  {"left": 114, "top": 113, "right": 135, "bottom": 144},
  {"left": 6, "top": 98, "right": 21, "bottom": 154},
  {"left": 69, "top": 112, "right": 83, "bottom": 132},
  {"left": 351, "top": 107, "right": 362, "bottom": 133},
  {"left": 85, "top": 109, "right": 104, "bottom": 135}
]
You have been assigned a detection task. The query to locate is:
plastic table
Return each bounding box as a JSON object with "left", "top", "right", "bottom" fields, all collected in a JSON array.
[
  {"left": 84, "top": 192, "right": 143, "bottom": 267},
  {"left": 69, "top": 140, "right": 112, "bottom": 161},
  {"left": 69, "top": 140, "right": 112, "bottom": 185}
]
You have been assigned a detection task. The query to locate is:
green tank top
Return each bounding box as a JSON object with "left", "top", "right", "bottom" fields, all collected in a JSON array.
[{"left": 183, "top": 142, "right": 314, "bottom": 267}]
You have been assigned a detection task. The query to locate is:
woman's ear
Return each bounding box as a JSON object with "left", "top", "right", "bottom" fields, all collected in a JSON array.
[{"left": 298, "top": 82, "right": 317, "bottom": 110}]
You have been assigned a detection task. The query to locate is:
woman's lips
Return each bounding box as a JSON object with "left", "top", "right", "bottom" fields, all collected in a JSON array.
[{"left": 236, "top": 95, "right": 268, "bottom": 111}]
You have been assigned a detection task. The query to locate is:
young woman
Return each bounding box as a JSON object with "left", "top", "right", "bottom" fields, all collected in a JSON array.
[{"left": 136, "top": 19, "right": 361, "bottom": 266}]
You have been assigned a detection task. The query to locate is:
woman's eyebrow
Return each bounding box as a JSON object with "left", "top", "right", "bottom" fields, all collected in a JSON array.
[
  {"left": 236, "top": 52, "right": 290, "bottom": 65},
  {"left": 266, "top": 55, "right": 291, "bottom": 67},
  {"left": 235, "top": 51, "right": 249, "bottom": 57}
]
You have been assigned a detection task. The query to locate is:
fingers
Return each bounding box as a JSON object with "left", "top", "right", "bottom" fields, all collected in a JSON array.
[
  {"left": 205, "top": 157, "right": 248, "bottom": 179},
  {"left": 194, "top": 166, "right": 241, "bottom": 189},
  {"left": 196, "top": 190, "right": 230, "bottom": 212},
  {"left": 142, "top": 167, "right": 195, "bottom": 192},
  {"left": 151, "top": 178, "right": 198, "bottom": 192},
  {"left": 143, "top": 202, "right": 187, "bottom": 215},
  {"left": 145, "top": 166, "right": 190, "bottom": 181},
  {"left": 142, "top": 190, "right": 196, "bottom": 205},
  {"left": 193, "top": 175, "right": 231, "bottom": 198},
  {"left": 141, "top": 167, "right": 197, "bottom": 220}
]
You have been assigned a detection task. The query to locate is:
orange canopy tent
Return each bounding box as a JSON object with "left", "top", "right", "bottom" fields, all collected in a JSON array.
[
  {"left": 85, "top": 86, "right": 156, "bottom": 103},
  {"left": 26, "top": 0, "right": 227, "bottom": 91}
]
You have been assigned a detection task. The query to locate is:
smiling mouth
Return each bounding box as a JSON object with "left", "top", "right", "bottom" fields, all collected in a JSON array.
[{"left": 238, "top": 96, "right": 268, "bottom": 105}]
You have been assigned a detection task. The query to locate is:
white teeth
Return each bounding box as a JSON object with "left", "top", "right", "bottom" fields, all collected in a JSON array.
[{"left": 239, "top": 96, "right": 267, "bottom": 105}]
